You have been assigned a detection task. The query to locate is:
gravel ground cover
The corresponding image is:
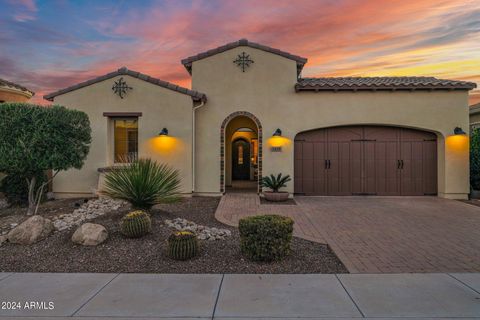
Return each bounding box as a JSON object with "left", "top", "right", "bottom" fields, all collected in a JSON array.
[{"left": 0, "top": 197, "right": 347, "bottom": 274}]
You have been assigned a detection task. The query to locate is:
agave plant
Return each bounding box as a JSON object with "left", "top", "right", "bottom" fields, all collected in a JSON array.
[
  {"left": 101, "top": 158, "right": 181, "bottom": 210},
  {"left": 260, "top": 173, "right": 291, "bottom": 192}
]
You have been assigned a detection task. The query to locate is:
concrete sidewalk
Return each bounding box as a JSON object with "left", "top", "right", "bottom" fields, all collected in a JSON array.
[{"left": 0, "top": 273, "right": 479, "bottom": 319}]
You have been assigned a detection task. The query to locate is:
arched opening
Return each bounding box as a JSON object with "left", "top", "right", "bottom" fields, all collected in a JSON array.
[
  {"left": 294, "top": 125, "right": 438, "bottom": 196},
  {"left": 221, "top": 111, "right": 262, "bottom": 193}
]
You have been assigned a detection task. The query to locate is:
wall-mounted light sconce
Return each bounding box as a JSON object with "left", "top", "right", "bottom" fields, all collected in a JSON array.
[
  {"left": 454, "top": 127, "right": 466, "bottom": 135},
  {"left": 159, "top": 127, "right": 169, "bottom": 136},
  {"left": 273, "top": 128, "right": 282, "bottom": 136}
]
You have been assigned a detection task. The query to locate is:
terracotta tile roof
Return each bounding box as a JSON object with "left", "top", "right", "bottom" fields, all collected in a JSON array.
[
  {"left": 296, "top": 77, "right": 477, "bottom": 92},
  {"left": 44, "top": 67, "right": 207, "bottom": 102},
  {"left": 181, "top": 39, "right": 308, "bottom": 75},
  {"left": 470, "top": 103, "right": 480, "bottom": 114},
  {"left": 0, "top": 78, "right": 35, "bottom": 96}
]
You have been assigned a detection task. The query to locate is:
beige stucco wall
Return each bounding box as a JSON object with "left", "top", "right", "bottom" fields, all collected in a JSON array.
[
  {"left": 51, "top": 75, "right": 194, "bottom": 197},
  {"left": 192, "top": 46, "right": 470, "bottom": 199}
]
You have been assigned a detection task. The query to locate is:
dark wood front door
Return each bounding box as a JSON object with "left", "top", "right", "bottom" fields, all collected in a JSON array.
[
  {"left": 294, "top": 126, "right": 437, "bottom": 196},
  {"left": 232, "top": 139, "right": 251, "bottom": 180}
]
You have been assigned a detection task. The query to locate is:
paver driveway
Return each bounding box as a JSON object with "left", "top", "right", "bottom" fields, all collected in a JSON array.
[{"left": 216, "top": 194, "right": 480, "bottom": 273}]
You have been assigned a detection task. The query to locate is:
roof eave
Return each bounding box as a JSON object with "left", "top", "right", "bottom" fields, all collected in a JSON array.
[
  {"left": 181, "top": 39, "right": 307, "bottom": 75},
  {"left": 43, "top": 67, "right": 207, "bottom": 102}
]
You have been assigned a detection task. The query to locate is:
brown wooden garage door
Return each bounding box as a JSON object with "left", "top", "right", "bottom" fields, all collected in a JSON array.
[{"left": 294, "top": 126, "right": 437, "bottom": 196}]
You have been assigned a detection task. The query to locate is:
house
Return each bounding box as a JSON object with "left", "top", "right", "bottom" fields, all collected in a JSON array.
[
  {"left": 0, "top": 78, "right": 34, "bottom": 103},
  {"left": 44, "top": 39, "right": 476, "bottom": 199},
  {"left": 470, "top": 103, "right": 480, "bottom": 129}
]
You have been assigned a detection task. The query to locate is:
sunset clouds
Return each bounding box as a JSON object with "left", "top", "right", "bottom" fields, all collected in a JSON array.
[{"left": 1, "top": 0, "right": 479, "bottom": 104}]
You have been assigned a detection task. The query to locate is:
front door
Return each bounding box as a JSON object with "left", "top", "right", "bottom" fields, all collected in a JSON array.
[{"left": 232, "top": 139, "right": 250, "bottom": 180}]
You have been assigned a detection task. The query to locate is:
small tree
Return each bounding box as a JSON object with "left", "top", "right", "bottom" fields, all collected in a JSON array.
[
  {"left": 0, "top": 103, "right": 91, "bottom": 215},
  {"left": 471, "top": 128, "right": 480, "bottom": 191}
]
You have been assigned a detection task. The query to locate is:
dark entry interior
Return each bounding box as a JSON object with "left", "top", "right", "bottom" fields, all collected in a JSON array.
[
  {"left": 294, "top": 126, "right": 437, "bottom": 196},
  {"left": 232, "top": 138, "right": 251, "bottom": 180}
]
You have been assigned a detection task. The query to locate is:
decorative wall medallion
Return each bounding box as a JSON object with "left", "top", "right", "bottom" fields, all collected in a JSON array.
[
  {"left": 112, "top": 77, "right": 132, "bottom": 98},
  {"left": 233, "top": 52, "right": 254, "bottom": 72}
]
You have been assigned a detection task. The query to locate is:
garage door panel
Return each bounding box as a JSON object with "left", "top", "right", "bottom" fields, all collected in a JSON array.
[
  {"left": 327, "top": 142, "right": 340, "bottom": 195},
  {"left": 294, "top": 142, "right": 303, "bottom": 193},
  {"left": 412, "top": 142, "right": 424, "bottom": 195},
  {"left": 338, "top": 142, "right": 351, "bottom": 195},
  {"left": 364, "top": 126, "right": 399, "bottom": 141},
  {"left": 294, "top": 126, "right": 437, "bottom": 196},
  {"left": 423, "top": 141, "right": 437, "bottom": 194},
  {"left": 351, "top": 141, "right": 363, "bottom": 194},
  {"left": 364, "top": 141, "right": 376, "bottom": 194}
]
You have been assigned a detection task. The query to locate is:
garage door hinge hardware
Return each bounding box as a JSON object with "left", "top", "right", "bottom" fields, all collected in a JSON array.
[{"left": 350, "top": 139, "right": 377, "bottom": 141}]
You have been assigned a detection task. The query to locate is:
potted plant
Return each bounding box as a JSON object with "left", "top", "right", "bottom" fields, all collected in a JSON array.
[{"left": 260, "top": 173, "right": 291, "bottom": 202}]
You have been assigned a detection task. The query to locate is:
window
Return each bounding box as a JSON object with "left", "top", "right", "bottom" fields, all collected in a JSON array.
[
  {"left": 238, "top": 145, "right": 244, "bottom": 164},
  {"left": 114, "top": 118, "right": 138, "bottom": 162}
]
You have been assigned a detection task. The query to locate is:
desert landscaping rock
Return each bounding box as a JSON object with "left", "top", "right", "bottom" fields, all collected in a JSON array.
[
  {"left": 0, "top": 198, "right": 9, "bottom": 210},
  {"left": 7, "top": 215, "right": 54, "bottom": 244},
  {"left": 72, "top": 223, "right": 108, "bottom": 246},
  {"left": 0, "top": 235, "right": 6, "bottom": 246},
  {"left": 0, "top": 197, "right": 347, "bottom": 273},
  {"left": 53, "top": 197, "right": 126, "bottom": 231},
  {"left": 164, "top": 217, "right": 232, "bottom": 240}
]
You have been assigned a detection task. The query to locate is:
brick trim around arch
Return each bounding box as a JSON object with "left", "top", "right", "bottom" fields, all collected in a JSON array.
[{"left": 220, "top": 111, "right": 262, "bottom": 193}]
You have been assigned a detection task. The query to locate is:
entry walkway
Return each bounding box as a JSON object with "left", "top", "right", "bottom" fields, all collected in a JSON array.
[
  {"left": 215, "top": 193, "right": 480, "bottom": 273},
  {"left": 0, "top": 272, "right": 479, "bottom": 318}
]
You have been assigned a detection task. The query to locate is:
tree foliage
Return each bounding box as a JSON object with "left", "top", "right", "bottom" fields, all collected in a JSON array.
[
  {"left": 471, "top": 128, "right": 480, "bottom": 190},
  {"left": 0, "top": 103, "right": 91, "bottom": 214}
]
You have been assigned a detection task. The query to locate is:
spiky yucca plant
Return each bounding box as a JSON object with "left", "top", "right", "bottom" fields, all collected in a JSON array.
[
  {"left": 120, "top": 210, "right": 152, "bottom": 238},
  {"left": 102, "top": 158, "right": 181, "bottom": 210},
  {"left": 168, "top": 231, "right": 198, "bottom": 260},
  {"left": 260, "top": 173, "right": 291, "bottom": 192}
]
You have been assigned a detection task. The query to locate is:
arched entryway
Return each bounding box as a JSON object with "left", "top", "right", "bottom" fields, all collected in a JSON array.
[
  {"left": 294, "top": 125, "right": 438, "bottom": 196},
  {"left": 221, "top": 111, "right": 262, "bottom": 193}
]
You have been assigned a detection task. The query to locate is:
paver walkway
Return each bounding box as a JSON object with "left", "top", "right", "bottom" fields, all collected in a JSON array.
[
  {"left": 216, "top": 193, "right": 480, "bottom": 273},
  {"left": 0, "top": 272, "right": 479, "bottom": 319}
]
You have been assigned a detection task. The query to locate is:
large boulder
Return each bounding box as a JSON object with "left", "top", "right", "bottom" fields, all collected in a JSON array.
[
  {"left": 72, "top": 223, "right": 108, "bottom": 246},
  {"left": 7, "top": 215, "right": 54, "bottom": 244}
]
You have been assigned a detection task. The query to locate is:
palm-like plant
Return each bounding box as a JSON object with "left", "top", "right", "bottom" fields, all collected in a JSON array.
[
  {"left": 101, "top": 158, "right": 181, "bottom": 210},
  {"left": 260, "top": 173, "right": 291, "bottom": 192}
]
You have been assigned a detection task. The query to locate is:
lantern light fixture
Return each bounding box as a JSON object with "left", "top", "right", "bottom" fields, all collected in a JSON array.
[
  {"left": 159, "top": 127, "right": 169, "bottom": 136},
  {"left": 272, "top": 128, "right": 282, "bottom": 136},
  {"left": 453, "top": 127, "right": 466, "bottom": 135}
]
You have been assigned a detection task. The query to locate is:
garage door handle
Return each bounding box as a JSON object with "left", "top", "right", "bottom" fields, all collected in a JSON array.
[
  {"left": 397, "top": 160, "right": 401, "bottom": 169},
  {"left": 401, "top": 160, "right": 404, "bottom": 169},
  {"left": 328, "top": 160, "right": 331, "bottom": 169}
]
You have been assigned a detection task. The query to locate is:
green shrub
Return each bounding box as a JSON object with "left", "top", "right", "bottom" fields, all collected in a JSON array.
[
  {"left": 168, "top": 231, "right": 198, "bottom": 260},
  {"left": 239, "top": 214, "right": 294, "bottom": 262},
  {"left": 120, "top": 210, "right": 152, "bottom": 238},
  {"left": 0, "top": 103, "right": 91, "bottom": 214},
  {"left": 0, "top": 171, "right": 47, "bottom": 205},
  {"left": 260, "top": 173, "right": 291, "bottom": 192},
  {"left": 101, "top": 158, "right": 181, "bottom": 210},
  {"left": 471, "top": 128, "right": 480, "bottom": 190}
]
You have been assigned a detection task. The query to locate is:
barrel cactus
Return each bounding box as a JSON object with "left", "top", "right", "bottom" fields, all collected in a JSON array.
[
  {"left": 168, "top": 231, "right": 198, "bottom": 260},
  {"left": 120, "top": 210, "right": 152, "bottom": 238}
]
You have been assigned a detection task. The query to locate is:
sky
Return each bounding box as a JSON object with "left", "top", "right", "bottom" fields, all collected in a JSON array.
[{"left": 1, "top": 0, "right": 479, "bottom": 105}]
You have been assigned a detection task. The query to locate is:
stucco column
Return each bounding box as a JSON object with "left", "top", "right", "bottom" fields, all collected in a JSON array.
[{"left": 439, "top": 132, "right": 470, "bottom": 199}]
